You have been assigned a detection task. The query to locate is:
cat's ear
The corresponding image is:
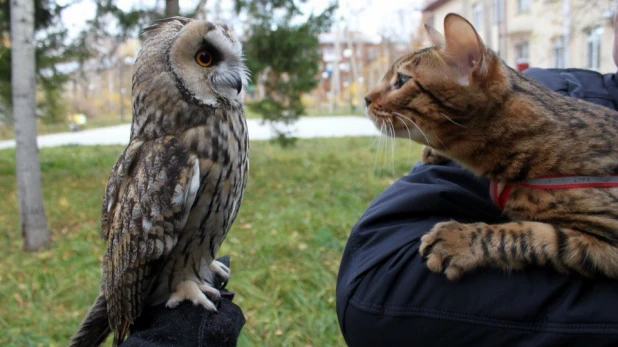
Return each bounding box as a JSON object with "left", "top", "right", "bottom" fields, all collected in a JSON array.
[
  {"left": 440, "top": 13, "right": 486, "bottom": 85},
  {"left": 424, "top": 23, "right": 445, "bottom": 49}
]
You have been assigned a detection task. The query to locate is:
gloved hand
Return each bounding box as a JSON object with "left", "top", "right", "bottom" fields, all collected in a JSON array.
[{"left": 121, "top": 255, "right": 245, "bottom": 347}]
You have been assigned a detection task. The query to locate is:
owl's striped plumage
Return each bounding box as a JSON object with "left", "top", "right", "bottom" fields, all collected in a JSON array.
[{"left": 70, "top": 17, "right": 249, "bottom": 347}]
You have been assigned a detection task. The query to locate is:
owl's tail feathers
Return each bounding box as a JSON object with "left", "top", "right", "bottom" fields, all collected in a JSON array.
[
  {"left": 112, "top": 320, "right": 131, "bottom": 347},
  {"left": 69, "top": 293, "right": 111, "bottom": 347}
]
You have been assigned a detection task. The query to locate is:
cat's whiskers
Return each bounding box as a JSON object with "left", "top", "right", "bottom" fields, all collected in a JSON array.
[
  {"left": 392, "top": 114, "right": 415, "bottom": 164},
  {"left": 439, "top": 112, "right": 468, "bottom": 128},
  {"left": 393, "top": 112, "right": 431, "bottom": 146},
  {"left": 373, "top": 121, "right": 386, "bottom": 176},
  {"left": 432, "top": 130, "right": 447, "bottom": 150},
  {"left": 386, "top": 118, "right": 396, "bottom": 176},
  {"left": 392, "top": 113, "right": 413, "bottom": 141},
  {"left": 382, "top": 121, "right": 390, "bottom": 172}
]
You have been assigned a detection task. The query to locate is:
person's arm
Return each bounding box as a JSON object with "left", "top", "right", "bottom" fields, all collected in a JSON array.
[
  {"left": 336, "top": 161, "right": 618, "bottom": 346},
  {"left": 522, "top": 67, "right": 618, "bottom": 110},
  {"left": 121, "top": 256, "right": 245, "bottom": 347}
]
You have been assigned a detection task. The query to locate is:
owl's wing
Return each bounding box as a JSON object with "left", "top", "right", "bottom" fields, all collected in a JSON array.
[{"left": 100, "top": 136, "right": 200, "bottom": 341}]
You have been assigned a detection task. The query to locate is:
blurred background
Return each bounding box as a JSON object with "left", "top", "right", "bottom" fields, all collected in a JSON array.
[
  {"left": 1, "top": 0, "right": 615, "bottom": 135},
  {"left": 0, "top": 0, "right": 615, "bottom": 346}
]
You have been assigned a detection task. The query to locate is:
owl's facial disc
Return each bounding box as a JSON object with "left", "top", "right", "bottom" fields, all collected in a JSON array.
[
  {"left": 169, "top": 20, "right": 247, "bottom": 107},
  {"left": 192, "top": 42, "right": 243, "bottom": 97}
]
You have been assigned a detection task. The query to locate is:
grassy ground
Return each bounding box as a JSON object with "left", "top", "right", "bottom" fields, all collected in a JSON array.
[{"left": 0, "top": 136, "right": 421, "bottom": 346}]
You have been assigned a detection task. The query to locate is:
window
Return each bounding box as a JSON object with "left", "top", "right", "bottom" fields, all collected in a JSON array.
[
  {"left": 552, "top": 36, "right": 566, "bottom": 68},
  {"left": 493, "top": 0, "right": 503, "bottom": 24},
  {"left": 472, "top": 3, "right": 483, "bottom": 30},
  {"left": 323, "top": 47, "right": 336, "bottom": 62},
  {"left": 585, "top": 26, "right": 603, "bottom": 70},
  {"left": 515, "top": 41, "right": 529, "bottom": 63},
  {"left": 518, "top": 0, "right": 530, "bottom": 13}
]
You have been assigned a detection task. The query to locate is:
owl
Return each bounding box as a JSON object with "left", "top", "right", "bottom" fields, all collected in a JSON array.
[{"left": 69, "top": 17, "right": 249, "bottom": 347}]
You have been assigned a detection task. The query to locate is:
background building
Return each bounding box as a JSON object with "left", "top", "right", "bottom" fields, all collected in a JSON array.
[
  {"left": 422, "top": 0, "right": 617, "bottom": 73},
  {"left": 310, "top": 30, "right": 409, "bottom": 112}
]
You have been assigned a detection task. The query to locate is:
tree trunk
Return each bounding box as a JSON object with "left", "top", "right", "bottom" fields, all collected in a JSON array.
[
  {"left": 165, "top": 0, "right": 180, "bottom": 17},
  {"left": 10, "top": 0, "right": 50, "bottom": 251},
  {"left": 195, "top": 0, "right": 209, "bottom": 19},
  {"left": 118, "top": 59, "right": 125, "bottom": 121}
]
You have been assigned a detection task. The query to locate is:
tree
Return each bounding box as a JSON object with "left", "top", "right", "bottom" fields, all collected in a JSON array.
[
  {"left": 82, "top": 0, "right": 208, "bottom": 70},
  {"left": 87, "top": 0, "right": 205, "bottom": 43},
  {"left": 235, "top": 0, "right": 336, "bottom": 145},
  {"left": 10, "top": 0, "right": 50, "bottom": 251},
  {"left": 1, "top": 0, "right": 76, "bottom": 125},
  {"left": 165, "top": 0, "right": 179, "bottom": 17}
]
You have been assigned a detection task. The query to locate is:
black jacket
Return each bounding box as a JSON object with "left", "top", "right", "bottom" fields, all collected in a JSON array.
[{"left": 336, "top": 68, "right": 618, "bottom": 346}]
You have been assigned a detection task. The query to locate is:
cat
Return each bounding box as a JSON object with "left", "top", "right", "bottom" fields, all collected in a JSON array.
[{"left": 364, "top": 13, "right": 618, "bottom": 281}]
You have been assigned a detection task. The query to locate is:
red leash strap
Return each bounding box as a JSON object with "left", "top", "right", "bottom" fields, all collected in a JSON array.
[
  {"left": 489, "top": 181, "right": 514, "bottom": 210},
  {"left": 489, "top": 175, "right": 618, "bottom": 210}
]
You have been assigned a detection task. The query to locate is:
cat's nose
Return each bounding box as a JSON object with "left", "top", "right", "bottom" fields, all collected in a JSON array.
[{"left": 364, "top": 97, "right": 372, "bottom": 107}]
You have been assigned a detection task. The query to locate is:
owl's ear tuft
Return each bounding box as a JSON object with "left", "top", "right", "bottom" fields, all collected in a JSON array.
[{"left": 139, "top": 17, "right": 192, "bottom": 38}]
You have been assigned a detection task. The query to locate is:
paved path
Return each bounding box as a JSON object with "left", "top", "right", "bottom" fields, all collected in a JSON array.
[{"left": 0, "top": 116, "right": 380, "bottom": 150}]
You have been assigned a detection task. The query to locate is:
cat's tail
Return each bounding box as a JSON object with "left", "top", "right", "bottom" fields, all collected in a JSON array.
[{"left": 69, "top": 293, "right": 111, "bottom": 347}]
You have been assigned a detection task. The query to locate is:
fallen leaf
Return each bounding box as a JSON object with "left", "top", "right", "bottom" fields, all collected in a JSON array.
[
  {"left": 14, "top": 293, "right": 23, "bottom": 306},
  {"left": 59, "top": 198, "right": 69, "bottom": 207}
]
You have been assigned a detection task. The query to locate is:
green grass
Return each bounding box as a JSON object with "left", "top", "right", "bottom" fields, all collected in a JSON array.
[{"left": 0, "top": 137, "right": 422, "bottom": 346}]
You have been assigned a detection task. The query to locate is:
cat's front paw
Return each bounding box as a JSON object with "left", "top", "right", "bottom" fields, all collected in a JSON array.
[
  {"left": 421, "top": 146, "right": 450, "bottom": 165},
  {"left": 419, "top": 221, "right": 481, "bottom": 280}
]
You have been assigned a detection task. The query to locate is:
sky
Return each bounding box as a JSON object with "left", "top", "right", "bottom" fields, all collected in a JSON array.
[{"left": 59, "top": 0, "right": 423, "bottom": 41}]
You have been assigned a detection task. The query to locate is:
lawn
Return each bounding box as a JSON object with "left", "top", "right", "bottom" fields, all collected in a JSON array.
[{"left": 0, "top": 136, "right": 421, "bottom": 346}]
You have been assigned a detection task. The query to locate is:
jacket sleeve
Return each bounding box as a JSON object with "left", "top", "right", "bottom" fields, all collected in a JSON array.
[
  {"left": 336, "top": 162, "right": 618, "bottom": 346},
  {"left": 523, "top": 67, "right": 618, "bottom": 109}
]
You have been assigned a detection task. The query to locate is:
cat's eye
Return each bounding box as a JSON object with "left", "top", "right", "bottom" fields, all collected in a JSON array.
[
  {"left": 396, "top": 74, "right": 410, "bottom": 88},
  {"left": 195, "top": 49, "right": 213, "bottom": 67}
]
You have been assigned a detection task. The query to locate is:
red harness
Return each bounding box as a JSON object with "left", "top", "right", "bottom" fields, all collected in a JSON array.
[{"left": 489, "top": 175, "right": 618, "bottom": 210}]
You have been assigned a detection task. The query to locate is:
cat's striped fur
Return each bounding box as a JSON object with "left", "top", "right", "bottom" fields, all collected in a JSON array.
[{"left": 365, "top": 13, "right": 618, "bottom": 280}]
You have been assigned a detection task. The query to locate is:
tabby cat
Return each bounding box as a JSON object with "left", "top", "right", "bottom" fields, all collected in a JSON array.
[{"left": 364, "top": 13, "right": 618, "bottom": 281}]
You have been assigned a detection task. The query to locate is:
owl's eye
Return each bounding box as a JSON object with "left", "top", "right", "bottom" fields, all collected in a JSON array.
[
  {"left": 195, "top": 50, "right": 213, "bottom": 67},
  {"left": 396, "top": 73, "right": 410, "bottom": 88}
]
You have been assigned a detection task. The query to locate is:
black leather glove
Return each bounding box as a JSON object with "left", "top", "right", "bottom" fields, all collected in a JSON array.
[{"left": 121, "top": 255, "right": 245, "bottom": 347}]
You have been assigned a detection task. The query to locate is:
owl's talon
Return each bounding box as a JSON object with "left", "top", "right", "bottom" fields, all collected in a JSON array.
[
  {"left": 166, "top": 280, "right": 218, "bottom": 311},
  {"left": 198, "top": 283, "right": 222, "bottom": 305},
  {"left": 210, "top": 260, "right": 231, "bottom": 285}
]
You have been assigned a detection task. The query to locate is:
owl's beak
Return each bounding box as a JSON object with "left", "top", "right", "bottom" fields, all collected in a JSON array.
[
  {"left": 232, "top": 74, "right": 242, "bottom": 95},
  {"left": 213, "top": 72, "right": 243, "bottom": 96}
]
